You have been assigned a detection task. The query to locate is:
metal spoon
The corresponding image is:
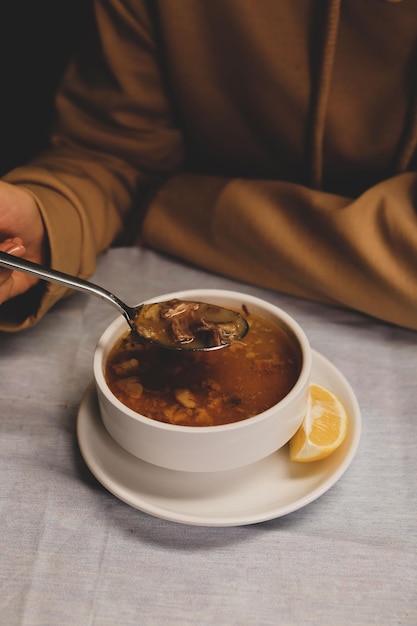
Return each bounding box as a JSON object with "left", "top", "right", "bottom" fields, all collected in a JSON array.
[{"left": 0, "top": 250, "right": 249, "bottom": 350}]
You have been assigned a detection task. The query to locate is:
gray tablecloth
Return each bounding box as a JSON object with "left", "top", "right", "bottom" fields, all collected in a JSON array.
[{"left": 1, "top": 247, "right": 416, "bottom": 625}]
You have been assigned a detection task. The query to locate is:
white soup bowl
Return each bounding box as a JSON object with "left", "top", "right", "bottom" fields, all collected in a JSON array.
[{"left": 94, "top": 289, "right": 312, "bottom": 473}]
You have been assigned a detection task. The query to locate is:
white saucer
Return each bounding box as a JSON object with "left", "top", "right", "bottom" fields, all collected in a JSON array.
[{"left": 77, "top": 350, "right": 361, "bottom": 527}]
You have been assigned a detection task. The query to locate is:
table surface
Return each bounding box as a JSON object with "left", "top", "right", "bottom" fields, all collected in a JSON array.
[{"left": 1, "top": 247, "right": 416, "bottom": 626}]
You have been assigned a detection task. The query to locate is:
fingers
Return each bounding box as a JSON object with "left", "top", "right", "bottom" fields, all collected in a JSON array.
[
  {"left": 0, "top": 238, "right": 27, "bottom": 303},
  {"left": 0, "top": 237, "right": 26, "bottom": 256},
  {"left": 0, "top": 182, "right": 46, "bottom": 305}
]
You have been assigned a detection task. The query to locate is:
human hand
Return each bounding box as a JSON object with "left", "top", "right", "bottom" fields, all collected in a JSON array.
[{"left": 0, "top": 181, "right": 48, "bottom": 304}]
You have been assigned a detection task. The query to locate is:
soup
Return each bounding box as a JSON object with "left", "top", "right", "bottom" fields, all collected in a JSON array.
[
  {"left": 133, "top": 299, "right": 249, "bottom": 349},
  {"left": 104, "top": 309, "right": 302, "bottom": 427}
]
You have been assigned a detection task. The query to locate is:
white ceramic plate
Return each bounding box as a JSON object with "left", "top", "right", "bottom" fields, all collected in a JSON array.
[{"left": 77, "top": 350, "right": 361, "bottom": 526}]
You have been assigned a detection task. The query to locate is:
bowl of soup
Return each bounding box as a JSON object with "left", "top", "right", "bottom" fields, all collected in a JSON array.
[{"left": 93, "top": 289, "right": 312, "bottom": 472}]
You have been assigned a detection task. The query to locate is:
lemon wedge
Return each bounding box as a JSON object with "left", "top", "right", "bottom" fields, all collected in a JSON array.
[{"left": 289, "top": 383, "right": 348, "bottom": 462}]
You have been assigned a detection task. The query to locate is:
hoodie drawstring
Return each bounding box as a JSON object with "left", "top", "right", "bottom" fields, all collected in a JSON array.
[
  {"left": 309, "top": 0, "right": 341, "bottom": 189},
  {"left": 392, "top": 77, "right": 417, "bottom": 173}
]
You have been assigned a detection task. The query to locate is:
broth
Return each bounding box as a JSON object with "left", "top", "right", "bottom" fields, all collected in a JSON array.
[{"left": 105, "top": 310, "right": 302, "bottom": 427}]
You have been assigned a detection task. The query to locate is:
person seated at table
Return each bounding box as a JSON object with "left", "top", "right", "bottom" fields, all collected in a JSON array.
[{"left": 0, "top": 0, "right": 416, "bottom": 332}]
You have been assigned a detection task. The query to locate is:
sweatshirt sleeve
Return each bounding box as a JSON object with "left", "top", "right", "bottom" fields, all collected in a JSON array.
[
  {"left": 141, "top": 171, "right": 417, "bottom": 331},
  {"left": 0, "top": 0, "right": 184, "bottom": 331}
]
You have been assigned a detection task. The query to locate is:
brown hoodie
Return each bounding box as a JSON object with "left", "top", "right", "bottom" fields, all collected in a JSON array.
[{"left": 2, "top": 0, "right": 417, "bottom": 330}]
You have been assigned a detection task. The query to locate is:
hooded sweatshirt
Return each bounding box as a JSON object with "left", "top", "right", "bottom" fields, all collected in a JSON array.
[{"left": 2, "top": 0, "right": 417, "bottom": 330}]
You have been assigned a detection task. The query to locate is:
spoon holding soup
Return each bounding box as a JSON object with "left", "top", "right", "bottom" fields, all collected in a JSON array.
[{"left": 0, "top": 251, "right": 248, "bottom": 350}]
